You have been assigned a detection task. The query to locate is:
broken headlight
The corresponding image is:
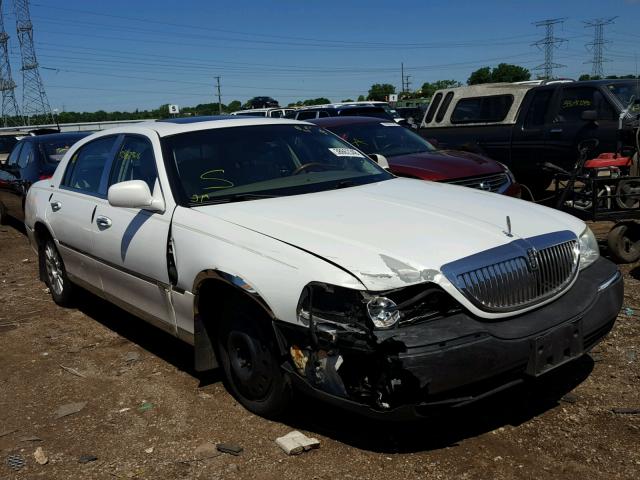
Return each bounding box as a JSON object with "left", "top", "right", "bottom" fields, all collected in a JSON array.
[{"left": 297, "top": 282, "right": 461, "bottom": 330}]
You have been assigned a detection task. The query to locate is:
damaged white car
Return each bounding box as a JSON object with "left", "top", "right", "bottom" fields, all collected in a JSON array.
[{"left": 24, "top": 116, "right": 623, "bottom": 419}]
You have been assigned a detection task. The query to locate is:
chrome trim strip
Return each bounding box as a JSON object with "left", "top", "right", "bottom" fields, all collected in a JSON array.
[{"left": 597, "top": 270, "right": 621, "bottom": 292}]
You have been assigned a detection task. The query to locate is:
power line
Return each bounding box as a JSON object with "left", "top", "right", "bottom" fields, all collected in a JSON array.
[
  {"left": 584, "top": 17, "right": 617, "bottom": 78},
  {"left": 532, "top": 18, "right": 567, "bottom": 79}
]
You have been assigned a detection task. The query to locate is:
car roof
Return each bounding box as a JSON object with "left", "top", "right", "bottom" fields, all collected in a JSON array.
[
  {"left": 80, "top": 116, "right": 311, "bottom": 139},
  {"left": 310, "top": 116, "right": 390, "bottom": 127}
]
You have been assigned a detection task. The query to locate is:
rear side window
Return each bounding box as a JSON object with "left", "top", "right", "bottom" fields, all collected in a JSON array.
[
  {"left": 62, "top": 136, "right": 118, "bottom": 194},
  {"left": 435, "top": 92, "right": 454, "bottom": 123},
  {"left": 296, "top": 111, "right": 318, "bottom": 120},
  {"left": 450, "top": 95, "right": 514, "bottom": 124},
  {"left": 109, "top": 136, "right": 158, "bottom": 192},
  {"left": 524, "top": 90, "right": 553, "bottom": 128},
  {"left": 425, "top": 92, "right": 442, "bottom": 123},
  {"left": 17, "top": 142, "right": 34, "bottom": 168}
]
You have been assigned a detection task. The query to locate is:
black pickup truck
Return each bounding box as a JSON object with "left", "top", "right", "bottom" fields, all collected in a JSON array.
[{"left": 418, "top": 79, "right": 640, "bottom": 193}]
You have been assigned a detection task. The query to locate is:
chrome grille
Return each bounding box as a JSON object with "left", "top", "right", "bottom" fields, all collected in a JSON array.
[
  {"left": 442, "top": 231, "right": 579, "bottom": 313},
  {"left": 447, "top": 173, "right": 509, "bottom": 193}
]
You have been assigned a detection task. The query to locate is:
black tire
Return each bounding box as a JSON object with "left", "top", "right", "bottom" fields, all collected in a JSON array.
[
  {"left": 0, "top": 202, "right": 7, "bottom": 225},
  {"left": 41, "top": 238, "right": 75, "bottom": 306},
  {"left": 216, "top": 306, "right": 292, "bottom": 418},
  {"left": 607, "top": 223, "right": 640, "bottom": 264}
]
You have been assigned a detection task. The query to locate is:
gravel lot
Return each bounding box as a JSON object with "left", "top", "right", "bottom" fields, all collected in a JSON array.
[{"left": 0, "top": 218, "right": 639, "bottom": 479}]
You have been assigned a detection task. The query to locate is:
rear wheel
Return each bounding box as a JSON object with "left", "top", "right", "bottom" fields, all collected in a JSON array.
[
  {"left": 607, "top": 222, "right": 640, "bottom": 264},
  {"left": 41, "top": 238, "right": 75, "bottom": 306},
  {"left": 0, "top": 202, "right": 7, "bottom": 225},
  {"left": 216, "top": 306, "right": 291, "bottom": 418}
]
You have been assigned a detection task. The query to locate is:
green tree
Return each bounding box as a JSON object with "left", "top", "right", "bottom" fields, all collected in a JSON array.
[
  {"left": 578, "top": 74, "right": 591, "bottom": 81},
  {"left": 467, "top": 64, "right": 530, "bottom": 85},
  {"left": 226, "top": 100, "right": 242, "bottom": 112},
  {"left": 357, "top": 95, "right": 366, "bottom": 101},
  {"left": 367, "top": 83, "right": 395, "bottom": 101},
  {"left": 419, "top": 79, "right": 462, "bottom": 97},
  {"left": 341, "top": 98, "right": 354, "bottom": 102}
]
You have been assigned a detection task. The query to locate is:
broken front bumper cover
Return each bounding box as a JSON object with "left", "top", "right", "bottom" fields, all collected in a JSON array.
[{"left": 275, "top": 257, "right": 623, "bottom": 420}]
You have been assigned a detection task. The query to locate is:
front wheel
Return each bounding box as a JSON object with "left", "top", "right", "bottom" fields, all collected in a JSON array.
[
  {"left": 41, "top": 238, "right": 75, "bottom": 306},
  {"left": 216, "top": 307, "right": 292, "bottom": 418}
]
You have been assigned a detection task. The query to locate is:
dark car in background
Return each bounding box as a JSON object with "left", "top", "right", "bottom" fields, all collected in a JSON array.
[
  {"left": 0, "top": 132, "right": 89, "bottom": 222},
  {"left": 311, "top": 116, "right": 521, "bottom": 197},
  {"left": 287, "top": 102, "right": 403, "bottom": 123}
]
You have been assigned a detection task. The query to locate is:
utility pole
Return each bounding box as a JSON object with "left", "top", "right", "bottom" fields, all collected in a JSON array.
[
  {"left": 14, "top": 0, "right": 53, "bottom": 124},
  {"left": 215, "top": 76, "right": 221, "bottom": 114},
  {"left": 404, "top": 75, "right": 412, "bottom": 94},
  {"left": 0, "top": 0, "right": 21, "bottom": 126},
  {"left": 532, "top": 18, "right": 567, "bottom": 79},
  {"left": 401, "top": 63, "right": 405, "bottom": 93},
  {"left": 584, "top": 17, "right": 616, "bottom": 78}
]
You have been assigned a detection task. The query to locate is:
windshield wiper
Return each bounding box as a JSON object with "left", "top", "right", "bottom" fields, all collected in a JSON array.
[
  {"left": 334, "top": 180, "right": 355, "bottom": 189},
  {"left": 198, "top": 193, "right": 280, "bottom": 205}
]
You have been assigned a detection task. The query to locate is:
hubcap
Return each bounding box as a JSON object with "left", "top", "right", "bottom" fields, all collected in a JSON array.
[{"left": 44, "top": 243, "right": 64, "bottom": 296}]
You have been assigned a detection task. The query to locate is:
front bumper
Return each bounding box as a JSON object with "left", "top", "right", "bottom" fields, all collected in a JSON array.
[{"left": 275, "top": 257, "right": 622, "bottom": 419}]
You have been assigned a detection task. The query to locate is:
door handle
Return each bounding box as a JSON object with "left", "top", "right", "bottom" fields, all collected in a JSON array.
[
  {"left": 96, "top": 215, "right": 112, "bottom": 229},
  {"left": 50, "top": 201, "right": 62, "bottom": 212},
  {"left": 549, "top": 128, "right": 563, "bottom": 134}
]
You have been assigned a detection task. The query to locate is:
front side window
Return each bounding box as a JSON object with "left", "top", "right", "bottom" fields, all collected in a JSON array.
[
  {"left": 163, "top": 124, "right": 392, "bottom": 205},
  {"left": 296, "top": 111, "right": 318, "bottom": 120},
  {"left": 109, "top": 135, "right": 158, "bottom": 192},
  {"left": 62, "top": 136, "right": 118, "bottom": 194},
  {"left": 450, "top": 94, "right": 514, "bottom": 124},
  {"left": 555, "top": 87, "right": 615, "bottom": 123},
  {"left": 606, "top": 82, "right": 640, "bottom": 113},
  {"left": 330, "top": 122, "right": 436, "bottom": 157}
]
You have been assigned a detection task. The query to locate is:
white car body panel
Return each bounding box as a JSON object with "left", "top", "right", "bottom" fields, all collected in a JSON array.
[{"left": 24, "top": 118, "right": 588, "bottom": 346}]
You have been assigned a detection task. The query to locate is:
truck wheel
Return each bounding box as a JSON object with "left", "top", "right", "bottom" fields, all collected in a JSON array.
[
  {"left": 0, "top": 203, "right": 7, "bottom": 225},
  {"left": 217, "top": 307, "right": 292, "bottom": 418},
  {"left": 41, "top": 238, "right": 75, "bottom": 306},
  {"left": 607, "top": 223, "right": 640, "bottom": 264}
]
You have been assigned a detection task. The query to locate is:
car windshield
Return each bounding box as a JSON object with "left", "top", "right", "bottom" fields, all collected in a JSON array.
[
  {"left": 328, "top": 122, "right": 437, "bottom": 157},
  {"left": 163, "top": 124, "right": 392, "bottom": 205},
  {"left": 42, "top": 139, "right": 81, "bottom": 163},
  {"left": 606, "top": 81, "right": 640, "bottom": 113}
]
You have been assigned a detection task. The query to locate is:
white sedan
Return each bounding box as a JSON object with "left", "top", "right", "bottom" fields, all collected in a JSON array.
[{"left": 24, "top": 116, "right": 623, "bottom": 419}]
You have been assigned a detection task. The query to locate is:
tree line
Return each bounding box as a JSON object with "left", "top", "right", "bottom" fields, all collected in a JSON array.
[{"left": 8, "top": 64, "right": 639, "bottom": 125}]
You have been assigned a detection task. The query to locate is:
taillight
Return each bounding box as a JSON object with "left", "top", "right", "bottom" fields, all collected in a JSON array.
[{"left": 38, "top": 174, "right": 52, "bottom": 180}]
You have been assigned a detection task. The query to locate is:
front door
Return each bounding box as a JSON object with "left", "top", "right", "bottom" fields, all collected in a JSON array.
[{"left": 91, "top": 134, "right": 175, "bottom": 331}]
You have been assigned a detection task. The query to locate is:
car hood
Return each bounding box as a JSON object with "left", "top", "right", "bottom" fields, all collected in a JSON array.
[
  {"left": 193, "top": 178, "right": 584, "bottom": 291},
  {"left": 389, "top": 149, "right": 503, "bottom": 181}
]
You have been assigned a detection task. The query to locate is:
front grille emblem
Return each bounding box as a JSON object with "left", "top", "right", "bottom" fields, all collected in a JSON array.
[{"left": 527, "top": 247, "right": 540, "bottom": 271}]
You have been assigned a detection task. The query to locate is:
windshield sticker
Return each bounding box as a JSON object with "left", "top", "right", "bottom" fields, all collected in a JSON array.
[
  {"left": 328, "top": 147, "right": 365, "bottom": 158},
  {"left": 380, "top": 122, "right": 400, "bottom": 127}
]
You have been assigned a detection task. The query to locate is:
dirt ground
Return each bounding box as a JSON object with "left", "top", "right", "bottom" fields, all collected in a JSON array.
[{"left": 0, "top": 218, "right": 639, "bottom": 480}]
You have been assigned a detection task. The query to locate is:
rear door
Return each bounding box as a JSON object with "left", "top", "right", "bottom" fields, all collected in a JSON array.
[
  {"left": 48, "top": 135, "right": 120, "bottom": 288},
  {"left": 90, "top": 134, "right": 175, "bottom": 331}
]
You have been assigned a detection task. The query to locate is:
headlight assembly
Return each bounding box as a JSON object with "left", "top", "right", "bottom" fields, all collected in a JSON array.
[
  {"left": 297, "top": 282, "right": 461, "bottom": 331},
  {"left": 579, "top": 226, "right": 600, "bottom": 270}
]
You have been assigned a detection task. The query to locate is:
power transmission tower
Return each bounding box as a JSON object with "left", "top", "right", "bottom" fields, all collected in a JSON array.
[
  {"left": 532, "top": 18, "right": 567, "bottom": 79},
  {"left": 0, "top": 0, "right": 21, "bottom": 126},
  {"left": 215, "top": 76, "right": 221, "bottom": 114},
  {"left": 584, "top": 17, "right": 616, "bottom": 78},
  {"left": 14, "top": 0, "right": 52, "bottom": 125}
]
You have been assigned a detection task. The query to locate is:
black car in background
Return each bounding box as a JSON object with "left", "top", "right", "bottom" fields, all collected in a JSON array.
[{"left": 0, "top": 132, "right": 90, "bottom": 222}]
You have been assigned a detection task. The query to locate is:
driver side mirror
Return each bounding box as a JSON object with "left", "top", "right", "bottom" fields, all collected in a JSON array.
[
  {"left": 108, "top": 180, "right": 164, "bottom": 212},
  {"left": 581, "top": 110, "right": 598, "bottom": 122},
  {"left": 369, "top": 153, "right": 390, "bottom": 170}
]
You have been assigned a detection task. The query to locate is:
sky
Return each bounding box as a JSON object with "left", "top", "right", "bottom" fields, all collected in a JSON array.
[{"left": 3, "top": 0, "right": 640, "bottom": 112}]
